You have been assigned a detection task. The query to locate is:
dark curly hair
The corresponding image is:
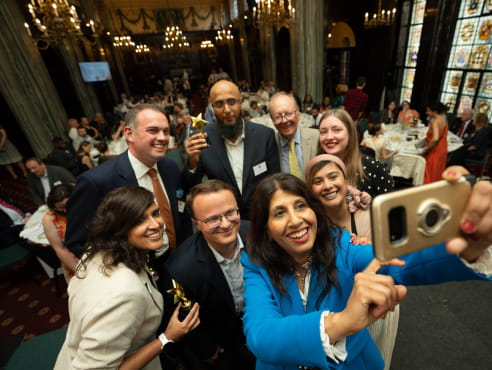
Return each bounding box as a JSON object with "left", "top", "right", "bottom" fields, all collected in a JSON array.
[
  {"left": 79, "top": 186, "right": 156, "bottom": 275},
  {"left": 247, "top": 173, "right": 339, "bottom": 305}
]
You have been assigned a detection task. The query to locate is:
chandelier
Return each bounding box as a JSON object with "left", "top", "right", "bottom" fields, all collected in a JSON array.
[
  {"left": 253, "top": 0, "right": 296, "bottom": 30},
  {"left": 135, "top": 44, "right": 150, "bottom": 54},
  {"left": 113, "top": 35, "right": 135, "bottom": 49},
  {"left": 162, "top": 26, "right": 190, "bottom": 50},
  {"left": 215, "top": 28, "right": 234, "bottom": 44},
  {"left": 25, "top": 0, "right": 95, "bottom": 49},
  {"left": 364, "top": 0, "right": 397, "bottom": 29},
  {"left": 200, "top": 40, "right": 215, "bottom": 48}
]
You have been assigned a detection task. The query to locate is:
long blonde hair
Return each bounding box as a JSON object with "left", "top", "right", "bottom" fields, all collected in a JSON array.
[{"left": 319, "top": 109, "right": 364, "bottom": 186}]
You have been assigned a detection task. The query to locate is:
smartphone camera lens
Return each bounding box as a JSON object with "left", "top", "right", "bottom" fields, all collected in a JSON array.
[{"left": 418, "top": 201, "right": 451, "bottom": 236}]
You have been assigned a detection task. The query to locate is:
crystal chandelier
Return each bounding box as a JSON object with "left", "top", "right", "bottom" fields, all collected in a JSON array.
[
  {"left": 162, "top": 26, "right": 190, "bottom": 50},
  {"left": 253, "top": 0, "right": 295, "bottom": 30},
  {"left": 364, "top": 0, "right": 397, "bottom": 29},
  {"left": 25, "top": 0, "right": 96, "bottom": 49}
]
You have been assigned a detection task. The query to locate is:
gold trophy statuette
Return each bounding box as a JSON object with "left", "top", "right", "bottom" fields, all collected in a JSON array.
[
  {"left": 167, "top": 279, "right": 194, "bottom": 320},
  {"left": 191, "top": 113, "right": 211, "bottom": 147}
]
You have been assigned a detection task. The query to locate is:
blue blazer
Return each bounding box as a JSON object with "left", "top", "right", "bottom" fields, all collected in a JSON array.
[
  {"left": 65, "top": 151, "right": 191, "bottom": 258},
  {"left": 242, "top": 230, "right": 489, "bottom": 370}
]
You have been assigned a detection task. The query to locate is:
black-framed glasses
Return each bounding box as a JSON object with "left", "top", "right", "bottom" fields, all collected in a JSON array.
[
  {"left": 194, "top": 209, "right": 240, "bottom": 228},
  {"left": 272, "top": 110, "right": 297, "bottom": 123},
  {"left": 212, "top": 98, "right": 241, "bottom": 109}
]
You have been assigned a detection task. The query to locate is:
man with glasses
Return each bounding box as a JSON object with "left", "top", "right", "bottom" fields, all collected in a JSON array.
[
  {"left": 159, "top": 180, "right": 255, "bottom": 370},
  {"left": 185, "top": 80, "right": 279, "bottom": 219},
  {"left": 268, "top": 92, "right": 320, "bottom": 179}
]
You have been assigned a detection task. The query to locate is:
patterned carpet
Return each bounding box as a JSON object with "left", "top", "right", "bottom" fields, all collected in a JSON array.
[{"left": 0, "top": 262, "right": 69, "bottom": 342}]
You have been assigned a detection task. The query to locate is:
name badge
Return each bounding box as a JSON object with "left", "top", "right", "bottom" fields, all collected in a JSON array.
[
  {"left": 54, "top": 181, "right": 62, "bottom": 186},
  {"left": 178, "top": 200, "right": 185, "bottom": 213},
  {"left": 253, "top": 161, "right": 268, "bottom": 176}
]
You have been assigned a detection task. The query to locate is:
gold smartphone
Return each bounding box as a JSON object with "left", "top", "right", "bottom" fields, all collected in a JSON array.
[{"left": 371, "top": 176, "right": 475, "bottom": 261}]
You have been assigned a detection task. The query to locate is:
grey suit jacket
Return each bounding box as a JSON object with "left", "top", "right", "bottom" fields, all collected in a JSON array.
[
  {"left": 275, "top": 126, "right": 320, "bottom": 177},
  {"left": 27, "top": 165, "right": 76, "bottom": 206}
]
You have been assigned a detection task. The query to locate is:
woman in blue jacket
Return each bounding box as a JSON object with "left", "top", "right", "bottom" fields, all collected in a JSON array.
[{"left": 242, "top": 171, "right": 492, "bottom": 370}]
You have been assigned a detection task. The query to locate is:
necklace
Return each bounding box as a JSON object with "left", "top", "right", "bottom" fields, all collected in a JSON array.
[{"left": 295, "top": 257, "right": 312, "bottom": 283}]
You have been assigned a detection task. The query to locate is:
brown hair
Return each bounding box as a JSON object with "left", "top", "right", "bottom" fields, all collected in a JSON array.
[
  {"left": 186, "top": 180, "right": 237, "bottom": 218},
  {"left": 318, "top": 109, "right": 365, "bottom": 186}
]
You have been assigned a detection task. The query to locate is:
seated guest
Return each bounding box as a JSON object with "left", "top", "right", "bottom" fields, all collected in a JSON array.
[
  {"left": 380, "top": 100, "right": 398, "bottom": 124},
  {"left": 302, "top": 94, "right": 315, "bottom": 113},
  {"left": 25, "top": 157, "right": 75, "bottom": 207},
  {"left": 320, "top": 96, "right": 332, "bottom": 113},
  {"left": 80, "top": 116, "right": 99, "bottom": 139},
  {"left": 49, "top": 137, "right": 75, "bottom": 172},
  {"left": 160, "top": 180, "right": 255, "bottom": 369},
  {"left": 75, "top": 141, "right": 93, "bottom": 175},
  {"left": 397, "top": 100, "right": 420, "bottom": 124},
  {"left": 450, "top": 108, "right": 475, "bottom": 140},
  {"left": 311, "top": 104, "right": 322, "bottom": 128},
  {"left": 67, "top": 118, "right": 79, "bottom": 141},
  {"left": 92, "top": 112, "right": 113, "bottom": 141},
  {"left": 360, "top": 123, "right": 398, "bottom": 164},
  {"left": 248, "top": 101, "right": 264, "bottom": 118},
  {"left": 0, "top": 192, "right": 30, "bottom": 247},
  {"left": 242, "top": 172, "right": 492, "bottom": 370},
  {"left": 72, "top": 127, "right": 99, "bottom": 152},
  {"left": 448, "top": 113, "right": 491, "bottom": 166},
  {"left": 42, "top": 184, "right": 77, "bottom": 282},
  {"left": 55, "top": 186, "right": 200, "bottom": 370}
]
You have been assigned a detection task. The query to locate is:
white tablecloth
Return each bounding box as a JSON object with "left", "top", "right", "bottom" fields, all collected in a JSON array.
[{"left": 380, "top": 124, "right": 463, "bottom": 155}]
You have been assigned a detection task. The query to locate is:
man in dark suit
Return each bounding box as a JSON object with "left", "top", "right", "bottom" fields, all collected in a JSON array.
[
  {"left": 450, "top": 108, "right": 475, "bottom": 140},
  {"left": 25, "top": 158, "right": 75, "bottom": 207},
  {"left": 184, "top": 80, "right": 280, "bottom": 219},
  {"left": 65, "top": 104, "right": 191, "bottom": 259},
  {"left": 159, "top": 180, "right": 254, "bottom": 370}
]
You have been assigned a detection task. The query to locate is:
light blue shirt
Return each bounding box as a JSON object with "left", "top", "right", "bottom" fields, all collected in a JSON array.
[{"left": 278, "top": 127, "right": 304, "bottom": 175}]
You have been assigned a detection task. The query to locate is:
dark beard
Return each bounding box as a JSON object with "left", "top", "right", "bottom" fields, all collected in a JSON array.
[{"left": 217, "top": 118, "right": 243, "bottom": 140}]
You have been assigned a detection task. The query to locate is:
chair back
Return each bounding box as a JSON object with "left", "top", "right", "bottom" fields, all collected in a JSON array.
[{"left": 389, "top": 153, "right": 426, "bottom": 185}]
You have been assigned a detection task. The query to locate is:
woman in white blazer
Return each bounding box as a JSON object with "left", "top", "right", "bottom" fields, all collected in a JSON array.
[{"left": 55, "top": 186, "right": 199, "bottom": 370}]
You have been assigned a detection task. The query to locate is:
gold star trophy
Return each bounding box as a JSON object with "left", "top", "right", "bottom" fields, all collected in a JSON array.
[
  {"left": 167, "top": 279, "right": 194, "bottom": 320},
  {"left": 191, "top": 113, "right": 211, "bottom": 147}
]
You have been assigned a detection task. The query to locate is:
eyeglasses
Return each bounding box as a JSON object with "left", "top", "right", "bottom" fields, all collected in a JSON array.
[
  {"left": 212, "top": 98, "right": 241, "bottom": 109},
  {"left": 272, "top": 110, "right": 297, "bottom": 123},
  {"left": 194, "top": 209, "right": 240, "bottom": 228}
]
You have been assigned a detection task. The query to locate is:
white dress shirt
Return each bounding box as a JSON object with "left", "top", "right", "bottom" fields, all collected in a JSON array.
[
  {"left": 128, "top": 151, "right": 170, "bottom": 255},
  {"left": 224, "top": 125, "right": 246, "bottom": 194}
]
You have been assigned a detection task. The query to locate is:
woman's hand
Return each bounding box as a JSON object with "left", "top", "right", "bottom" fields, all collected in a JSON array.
[
  {"left": 324, "top": 258, "right": 407, "bottom": 343},
  {"left": 164, "top": 302, "right": 200, "bottom": 342},
  {"left": 442, "top": 166, "right": 492, "bottom": 261}
]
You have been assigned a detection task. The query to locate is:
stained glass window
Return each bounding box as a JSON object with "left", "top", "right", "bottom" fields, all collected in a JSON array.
[
  {"left": 440, "top": 0, "right": 492, "bottom": 120},
  {"left": 396, "top": 0, "right": 427, "bottom": 104}
]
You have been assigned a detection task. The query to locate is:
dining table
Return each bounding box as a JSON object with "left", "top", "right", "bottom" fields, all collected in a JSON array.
[
  {"left": 365, "top": 123, "right": 464, "bottom": 186},
  {"left": 380, "top": 123, "right": 463, "bottom": 155}
]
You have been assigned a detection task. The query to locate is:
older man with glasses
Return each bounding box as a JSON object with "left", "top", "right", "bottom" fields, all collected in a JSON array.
[
  {"left": 158, "top": 180, "right": 255, "bottom": 369},
  {"left": 268, "top": 92, "right": 320, "bottom": 179},
  {"left": 184, "top": 80, "right": 279, "bottom": 219}
]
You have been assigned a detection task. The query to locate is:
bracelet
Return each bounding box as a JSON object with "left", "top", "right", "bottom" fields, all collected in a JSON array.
[{"left": 158, "top": 333, "right": 174, "bottom": 350}]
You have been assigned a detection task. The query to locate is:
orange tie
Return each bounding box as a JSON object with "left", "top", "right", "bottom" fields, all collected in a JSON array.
[{"left": 148, "top": 168, "right": 176, "bottom": 252}]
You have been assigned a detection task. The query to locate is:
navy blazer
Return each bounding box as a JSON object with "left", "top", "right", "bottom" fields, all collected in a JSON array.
[
  {"left": 65, "top": 151, "right": 192, "bottom": 258},
  {"left": 182, "top": 120, "right": 280, "bottom": 219},
  {"left": 159, "top": 222, "right": 253, "bottom": 366}
]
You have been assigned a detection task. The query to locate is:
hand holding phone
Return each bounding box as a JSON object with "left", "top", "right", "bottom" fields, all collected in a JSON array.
[{"left": 371, "top": 176, "right": 475, "bottom": 261}]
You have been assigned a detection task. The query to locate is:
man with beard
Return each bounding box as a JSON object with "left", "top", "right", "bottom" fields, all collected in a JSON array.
[{"left": 184, "top": 80, "right": 279, "bottom": 219}]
